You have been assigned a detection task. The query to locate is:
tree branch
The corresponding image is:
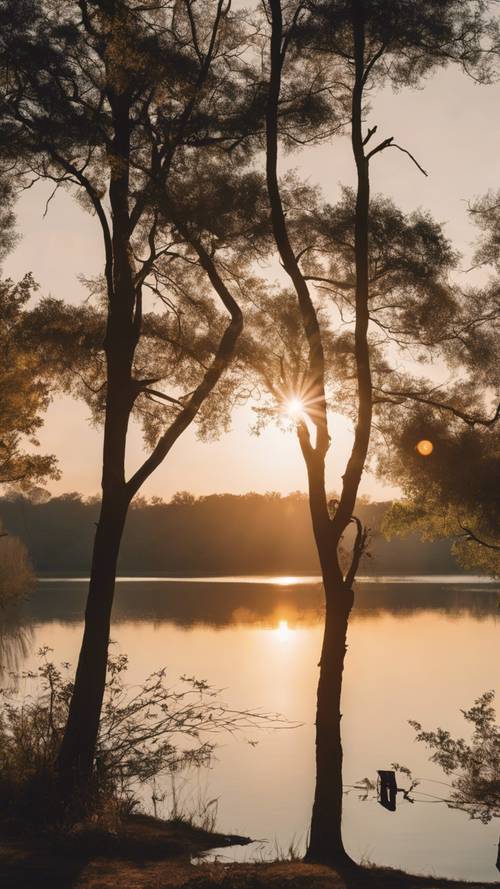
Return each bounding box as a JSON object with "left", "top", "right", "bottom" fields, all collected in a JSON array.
[
  {"left": 458, "top": 522, "right": 500, "bottom": 551},
  {"left": 126, "top": 215, "right": 243, "bottom": 497},
  {"left": 374, "top": 388, "right": 500, "bottom": 428}
]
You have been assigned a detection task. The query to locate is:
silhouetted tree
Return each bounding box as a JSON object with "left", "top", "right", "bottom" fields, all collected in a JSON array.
[
  {"left": 0, "top": 165, "right": 57, "bottom": 488},
  {"left": 0, "top": 274, "right": 59, "bottom": 488},
  {"left": 0, "top": 0, "right": 268, "bottom": 789},
  {"left": 382, "top": 414, "right": 500, "bottom": 576},
  {"left": 381, "top": 193, "right": 500, "bottom": 576},
  {"left": 260, "top": 0, "right": 491, "bottom": 866}
]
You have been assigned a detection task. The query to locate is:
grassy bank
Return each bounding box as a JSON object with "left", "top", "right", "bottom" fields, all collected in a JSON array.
[{"left": 0, "top": 815, "right": 494, "bottom": 889}]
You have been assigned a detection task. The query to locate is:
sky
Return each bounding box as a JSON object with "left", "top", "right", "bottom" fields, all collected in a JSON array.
[{"left": 4, "top": 63, "right": 499, "bottom": 502}]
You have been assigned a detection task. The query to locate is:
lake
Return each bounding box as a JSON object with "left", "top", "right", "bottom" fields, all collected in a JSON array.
[{"left": 1, "top": 575, "right": 499, "bottom": 882}]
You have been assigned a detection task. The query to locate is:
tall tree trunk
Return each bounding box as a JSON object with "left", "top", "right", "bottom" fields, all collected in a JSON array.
[
  {"left": 57, "top": 81, "right": 136, "bottom": 787},
  {"left": 56, "top": 486, "right": 129, "bottom": 784},
  {"left": 306, "top": 0, "right": 371, "bottom": 863},
  {"left": 303, "top": 461, "right": 354, "bottom": 866},
  {"left": 56, "top": 334, "right": 134, "bottom": 787},
  {"left": 265, "top": 0, "right": 366, "bottom": 864},
  {"left": 306, "top": 579, "right": 353, "bottom": 865},
  {"left": 264, "top": 0, "right": 372, "bottom": 867}
]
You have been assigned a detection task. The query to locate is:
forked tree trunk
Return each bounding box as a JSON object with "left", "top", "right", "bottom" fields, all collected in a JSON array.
[{"left": 305, "top": 560, "right": 354, "bottom": 865}]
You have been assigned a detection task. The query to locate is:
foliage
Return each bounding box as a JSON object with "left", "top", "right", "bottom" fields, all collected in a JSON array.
[
  {"left": 378, "top": 187, "right": 500, "bottom": 577},
  {"left": 410, "top": 691, "right": 500, "bottom": 824},
  {"left": 292, "top": 0, "right": 492, "bottom": 86},
  {"left": 0, "top": 0, "right": 268, "bottom": 449},
  {"left": 0, "top": 523, "right": 34, "bottom": 607},
  {"left": 381, "top": 412, "right": 500, "bottom": 576},
  {"left": 245, "top": 187, "right": 467, "bottom": 428},
  {"left": 0, "top": 275, "right": 59, "bottom": 488},
  {"left": 0, "top": 169, "right": 59, "bottom": 490},
  {"left": 0, "top": 647, "right": 284, "bottom": 825}
]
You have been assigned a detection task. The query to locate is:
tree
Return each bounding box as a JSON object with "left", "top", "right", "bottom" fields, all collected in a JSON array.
[
  {"left": 0, "top": 149, "right": 55, "bottom": 624},
  {"left": 259, "top": 0, "right": 490, "bottom": 866},
  {"left": 0, "top": 160, "right": 57, "bottom": 489},
  {"left": 382, "top": 415, "right": 500, "bottom": 576},
  {"left": 381, "top": 191, "right": 500, "bottom": 576},
  {"left": 0, "top": 274, "right": 58, "bottom": 488},
  {"left": 0, "top": 0, "right": 266, "bottom": 789}
]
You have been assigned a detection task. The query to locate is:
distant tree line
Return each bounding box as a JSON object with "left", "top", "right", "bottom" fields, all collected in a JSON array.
[{"left": 0, "top": 491, "right": 462, "bottom": 577}]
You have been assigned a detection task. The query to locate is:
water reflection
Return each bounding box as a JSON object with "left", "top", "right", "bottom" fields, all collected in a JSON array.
[
  {"left": 29, "top": 577, "right": 498, "bottom": 628},
  {"left": 0, "top": 604, "right": 33, "bottom": 676},
  {"left": 1, "top": 577, "right": 498, "bottom": 882},
  {"left": 276, "top": 619, "right": 293, "bottom": 641}
]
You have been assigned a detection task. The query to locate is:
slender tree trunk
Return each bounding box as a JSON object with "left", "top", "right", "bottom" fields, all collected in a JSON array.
[
  {"left": 264, "top": 0, "right": 372, "bottom": 867},
  {"left": 306, "top": 4, "right": 372, "bottom": 860},
  {"left": 57, "top": 81, "right": 137, "bottom": 787},
  {"left": 303, "top": 462, "right": 354, "bottom": 865},
  {"left": 306, "top": 579, "right": 353, "bottom": 865},
  {"left": 56, "top": 486, "right": 129, "bottom": 784},
  {"left": 56, "top": 339, "right": 134, "bottom": 786}
]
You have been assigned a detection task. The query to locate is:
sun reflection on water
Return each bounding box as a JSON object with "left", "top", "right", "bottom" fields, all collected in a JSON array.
[
  {"left": 276, "top": 619, "right": 292, "bottom": 641},
  {"left": 271, "top": 575, "right": 314, "bottom": 586}
]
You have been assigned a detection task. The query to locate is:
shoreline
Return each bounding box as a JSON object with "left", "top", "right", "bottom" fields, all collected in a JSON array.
[{"left": 0, "top": 816, "right": 495, "bottom": 889}]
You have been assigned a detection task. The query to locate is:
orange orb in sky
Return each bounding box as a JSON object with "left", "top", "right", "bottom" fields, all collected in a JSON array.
[{"left": 416, "top": 439, "right": 434, "bottom": 456}]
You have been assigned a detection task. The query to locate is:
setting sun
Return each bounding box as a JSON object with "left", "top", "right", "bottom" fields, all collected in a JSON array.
[{"left": 285, "top": 397, "right": 304, "bottom": 420}]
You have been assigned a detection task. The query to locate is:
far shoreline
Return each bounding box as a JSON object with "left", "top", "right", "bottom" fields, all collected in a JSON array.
[{"left": 35, "top": 573, "right": 498, "bottom": 584}]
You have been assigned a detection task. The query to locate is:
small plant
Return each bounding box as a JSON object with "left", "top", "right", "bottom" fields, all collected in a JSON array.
[
  {"left": 0, "top": 646, "right": 286, "bottom": 829},
  {"left": 272, "top": 834, "right": 303, "bottom": 862},
  {"left": 352, "top": 693, "right": 499, "bottom": 830}
]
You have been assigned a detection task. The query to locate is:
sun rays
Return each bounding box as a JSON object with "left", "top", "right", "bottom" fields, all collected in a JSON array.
[{"left": 277, "top": 374, "right": 326, "bottom": 426}]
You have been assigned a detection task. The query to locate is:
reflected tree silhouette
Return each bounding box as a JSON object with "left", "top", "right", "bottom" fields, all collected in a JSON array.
[{"left": 0, "top": 606, "right": 33, "bottom": 678}]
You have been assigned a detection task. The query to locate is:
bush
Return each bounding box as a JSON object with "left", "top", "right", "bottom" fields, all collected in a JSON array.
[
  {"left": 0, "top": 647, "right": 283, "bottom": 830},
  {"left": 0, "top": 529, "right": 34, "bottom": 607},
  {"left": 410, "top": 691, "right": 500, "bottom": 823}
]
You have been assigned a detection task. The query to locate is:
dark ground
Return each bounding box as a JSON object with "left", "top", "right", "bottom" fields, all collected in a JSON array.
[{"left": 0, "top": 814, "right": 496, "bottom": 889}]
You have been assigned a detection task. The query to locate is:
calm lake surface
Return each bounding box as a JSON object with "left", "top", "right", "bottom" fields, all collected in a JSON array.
[{"left": 2, "top": 575, "right": 499, "bottom": 882}]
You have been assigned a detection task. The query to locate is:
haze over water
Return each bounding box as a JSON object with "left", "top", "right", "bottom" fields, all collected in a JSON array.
[{"left": 3, "top": 576, "right": 499, "bottom": 883}]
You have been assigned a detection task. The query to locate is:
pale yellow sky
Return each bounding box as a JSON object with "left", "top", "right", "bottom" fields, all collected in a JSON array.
[{"left": 4, "top": 65, "right": 499, "bottom": 501}]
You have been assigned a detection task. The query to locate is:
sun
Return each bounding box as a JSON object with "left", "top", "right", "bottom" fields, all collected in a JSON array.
[{"left": 285, "top": 397, "right": 304, "bottom": 420}]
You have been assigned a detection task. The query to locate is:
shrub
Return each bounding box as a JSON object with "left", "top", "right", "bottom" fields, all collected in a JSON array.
[
  {"left": 0, "top": 646, "right": 283, "bottom": 829},
  {"left": 0, "top": 529, "right": 34, "bottom": 607}
]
